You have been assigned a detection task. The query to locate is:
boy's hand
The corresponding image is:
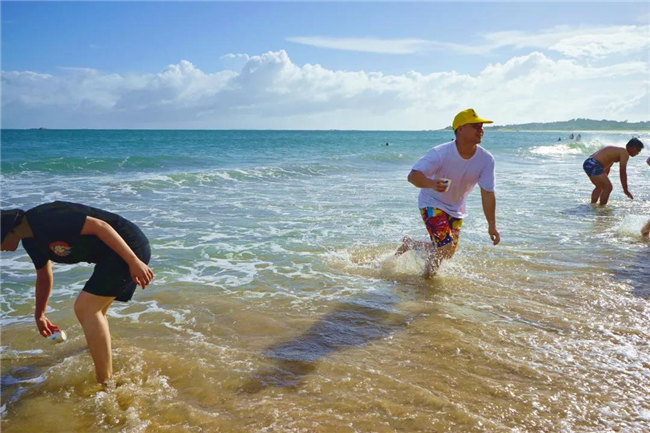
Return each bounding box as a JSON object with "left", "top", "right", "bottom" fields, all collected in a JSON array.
[
  {"left": 488, "top": 225, "right": 500, "bottom": 245},
  {"left": 129, "top": 259, "right": 154, "bottom": 289},
  {"left": 624, "top": 189, "right": 634, "bottom": 200},
  {"left": 36, "top": 315, "right": 60, "bottom": 337}
]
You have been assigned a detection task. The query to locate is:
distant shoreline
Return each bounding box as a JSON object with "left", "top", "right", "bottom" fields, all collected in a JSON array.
[
  {"left": 489, "top": 129, "right": 649, "bottom": 133},
  {"left": 444, "top": 118, "right": 650, "bottom": 133}
]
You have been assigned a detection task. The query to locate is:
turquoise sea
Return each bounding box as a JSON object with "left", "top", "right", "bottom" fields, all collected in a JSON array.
[{"left": 1, "top": 129, "right": 649, "bottom": 432}]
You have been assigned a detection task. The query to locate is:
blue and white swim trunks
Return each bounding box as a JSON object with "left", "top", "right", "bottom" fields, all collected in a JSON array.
[{"left": 583, "top": 157, "right": 605, "bottom": 177}]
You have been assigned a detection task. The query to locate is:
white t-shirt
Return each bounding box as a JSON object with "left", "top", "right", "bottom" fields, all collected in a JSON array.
[{"left": 411, "top": 140, "right": 495, "bottom": 218}]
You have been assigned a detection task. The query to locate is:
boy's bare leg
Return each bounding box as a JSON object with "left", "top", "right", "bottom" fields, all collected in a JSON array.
[
  {"left": 588, "top": 174, "right": 612, "bottom": 205},
  {"left": 590, "top": 187, "right": 601, "bottom": 204},
  {"left": 74, "top": 291, "right": 116, "bottom": 384}
]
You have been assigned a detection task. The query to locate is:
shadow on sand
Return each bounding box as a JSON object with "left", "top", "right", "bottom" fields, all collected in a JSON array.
[
  {"left": 614, "top": 243, "right": 650, "bottom": 299},
  {"left": 240, "top": 289, "right": 415, "bottom": 393}
]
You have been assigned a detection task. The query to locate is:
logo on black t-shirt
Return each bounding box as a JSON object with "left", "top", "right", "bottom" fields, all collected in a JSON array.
[{"left": 49, "top": 241, "right": 72, "bottom": 257}]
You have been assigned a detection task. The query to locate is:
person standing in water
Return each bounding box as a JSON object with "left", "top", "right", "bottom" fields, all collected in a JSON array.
[
  {"left": 397, "top": 108, "right": 500, "bottom": 277},
  {"left": 1, "top": 201, "right": 154, "bottom": 384},
  {"left": 582, "top": 138, "right": 644, "bottom": 206}
]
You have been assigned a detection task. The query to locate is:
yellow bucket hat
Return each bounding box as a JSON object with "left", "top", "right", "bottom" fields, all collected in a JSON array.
[{"left": 452, "top": 108, "right": 493, "bottom": 131}]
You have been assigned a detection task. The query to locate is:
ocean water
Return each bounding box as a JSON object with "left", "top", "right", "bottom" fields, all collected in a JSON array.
[{"left": 1, "top": 129, "right": 649, "bottom": 432}]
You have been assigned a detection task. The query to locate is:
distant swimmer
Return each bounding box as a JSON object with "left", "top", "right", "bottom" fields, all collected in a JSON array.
[
  {"left": 1, "top": 201, "right": 154, "bottom": 385},
  {"left": 396, "top": 108, "right": 500, "bottom": 277},
  {"left": 647, "top": 155, "right": 650, "bottom": 166},
  {"left": 582, "top": 138, "right": 644, "bottom": 206}
]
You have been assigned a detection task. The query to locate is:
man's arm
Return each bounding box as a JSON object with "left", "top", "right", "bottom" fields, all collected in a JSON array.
[
  {"left": 619, "top": 152, "right": 633, "bottom": 199},
  {"left": 80, "top": 216, "right": 154, "bottom": 288},
  {"left": 34, "top": 261, "right": 60, "bottom": 337},
  {"left": 480, "top": 188, "right": 500, "bottom": 245},
  {"left": 407, "top": 170, "right": 448, "bottom": 192}
]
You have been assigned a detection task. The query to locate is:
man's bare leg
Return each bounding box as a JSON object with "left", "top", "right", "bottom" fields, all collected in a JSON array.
[
  {"left": 395, "top": 236, "right": 435, "bottom": 255},
  {"left": 424, "top": 243, "right": 454, "bottom": 278},
  {"left": 395, "top": 236, "right": 417, "bottom": 256},
  {"left": 395, "top": 236, "right": 458, "bottom": 277}
]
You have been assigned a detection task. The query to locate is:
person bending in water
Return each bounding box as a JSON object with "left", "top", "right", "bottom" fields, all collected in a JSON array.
[
  {"left": 396, "top": 108, "right": 500, "bottom": 277},
  {"left": 582, "top": 138, "right": 644, "bottom": 206},
  {"left": 1, "top": 201, "right": 154, "bottom": 384}
]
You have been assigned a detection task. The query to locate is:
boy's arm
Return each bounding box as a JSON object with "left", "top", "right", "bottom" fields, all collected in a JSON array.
[
  {"left": 619, "top": 152, "right": 633, "bottom": 199},
  {"left": 80, "top": 216, "right": 154, "bottom": 288},
  {"left": 34, "top": 261, "right": 60, "bottom": 337}
]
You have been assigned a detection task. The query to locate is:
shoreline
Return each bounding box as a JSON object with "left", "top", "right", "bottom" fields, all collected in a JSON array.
[{"left": 488, "top": 129, "right": 650, "bottom": 133}]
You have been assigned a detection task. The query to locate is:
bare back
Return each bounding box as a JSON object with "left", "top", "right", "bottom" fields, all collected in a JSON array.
[{"left": 590, "top": 146, "right": 629, "bottom": 170}]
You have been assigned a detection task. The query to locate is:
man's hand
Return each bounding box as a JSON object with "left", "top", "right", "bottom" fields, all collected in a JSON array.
[
  {"left": 432, "top": 178, "right": 450, "bottom": 192},
  {"left": 480, "top": 189, "right": 499, "bottom": 245}
]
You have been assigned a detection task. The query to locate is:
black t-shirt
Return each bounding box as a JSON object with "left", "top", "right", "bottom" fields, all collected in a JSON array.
[{"left": 22, "top": 201, "right": 144, "bottom": 270}]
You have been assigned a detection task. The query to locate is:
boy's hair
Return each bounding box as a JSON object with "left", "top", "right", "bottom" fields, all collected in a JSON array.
[
  {"left": 626, "top": 138, "right": 644, "bottom": 150},
  {"left": 1, "top": 209, "right": 25, "bottom": 242}
]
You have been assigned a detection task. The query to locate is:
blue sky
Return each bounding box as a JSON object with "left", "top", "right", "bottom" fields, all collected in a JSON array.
[{"left": 2, "top": 1, "right": 649, "bottom": 129}]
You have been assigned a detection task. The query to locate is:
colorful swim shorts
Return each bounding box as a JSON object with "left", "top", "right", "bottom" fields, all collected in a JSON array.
[
  {"left": 420, "top": 207, "right": 463, "bottom": 250},
  {"left": 583, "top": 157, "right": 605, "bottom": 177}
]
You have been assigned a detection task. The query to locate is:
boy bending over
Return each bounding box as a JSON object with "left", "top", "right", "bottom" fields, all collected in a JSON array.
[{"left": 583, "top": 138, "right": 644, "bottom": 206}]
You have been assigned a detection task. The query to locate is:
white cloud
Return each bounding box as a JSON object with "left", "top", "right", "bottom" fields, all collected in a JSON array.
[
  {"left": 286, "top": 36, "right": 459, "bottom": 55},
  {"left": 288, "top": 24, "right": 650, "bottom": 59},
  {"left": 472, "top": 52, "right": 648, "bottom": 124},
  {"left": 221, "top": 53, "right": 250, "bottom": 61},
  {"left": 1, "top": 49, "right": 648, "bottom": 129},
  {"left": 484, "top": 25, "right": 650, "bottom": 58}
]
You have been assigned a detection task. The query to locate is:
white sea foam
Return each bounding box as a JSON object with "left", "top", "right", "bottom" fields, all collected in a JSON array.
[
  {"left": 0, "top": 316, "right": 33, "bottom": 326},
  {"left": 616, "top": 214, "right": 650, "bottom": 238},
  {"left": 0, "top": 347, "right": 45, "bottom": 360},
  {"left": 530, "top": 142, "right": 585, "bottom": 156},
  {"left": 382, "top": 250, "right": 427, "bottom": 276},
  {"left": 529, "top": 139, "right": 602, "bottom": 157}
]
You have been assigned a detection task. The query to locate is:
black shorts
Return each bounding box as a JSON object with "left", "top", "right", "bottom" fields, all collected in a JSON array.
[{"left": 83, "top": 229, "right": 151, "bottom": 302}]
